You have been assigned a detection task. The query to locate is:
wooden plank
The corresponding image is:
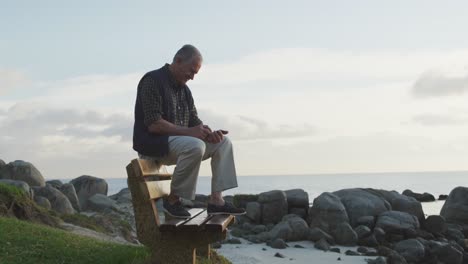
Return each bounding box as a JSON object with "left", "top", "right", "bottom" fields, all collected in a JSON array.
[
  {"left": 178, "top": 211, "right": 213, "bottom": 232},
  {"left": 146, "top": 180, "right": 171, "bottom": 200},
  {"left": 159, "top": 208, "right": 205, "bottom": 232},
  {"left": 204, "top": 215, "right": 235, "bottom": 232},
  {"left": 137, "top": 159, "right": 172, "bottom": 178}
]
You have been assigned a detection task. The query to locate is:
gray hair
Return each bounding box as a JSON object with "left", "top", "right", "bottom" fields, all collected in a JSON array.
[{"left": 173, "top": 44, "right": 203, "bottom": 64}]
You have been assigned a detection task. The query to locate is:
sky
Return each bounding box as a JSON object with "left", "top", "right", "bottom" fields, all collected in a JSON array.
[{"left": 2, "top": 1, "right": 468, "bottom": 179}]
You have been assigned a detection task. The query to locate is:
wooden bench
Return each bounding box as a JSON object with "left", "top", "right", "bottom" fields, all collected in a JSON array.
[{"left": 126, "top": 158, "right": 234, "bottom": 264}]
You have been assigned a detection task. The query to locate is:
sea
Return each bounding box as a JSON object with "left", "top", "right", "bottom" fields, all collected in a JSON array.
[{"left": 64, "top": 170, "right": 468, "bottom": 216}]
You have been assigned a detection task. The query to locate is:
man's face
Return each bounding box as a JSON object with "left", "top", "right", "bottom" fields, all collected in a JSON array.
[{"left": 174, "top": 57, "right": 202, "bottom": 85}]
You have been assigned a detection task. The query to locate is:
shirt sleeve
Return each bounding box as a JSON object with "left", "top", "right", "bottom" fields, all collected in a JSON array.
[
  {"left": 188, "top": 94, "right": 203, "bottom": 127},
  {"left": 139, "top": 76, "right": 163, "bottom": 127}
]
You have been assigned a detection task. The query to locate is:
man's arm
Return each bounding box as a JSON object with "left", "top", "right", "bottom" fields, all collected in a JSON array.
[{"left": 148, "top": 118, "right": 212, "bottom": 140}]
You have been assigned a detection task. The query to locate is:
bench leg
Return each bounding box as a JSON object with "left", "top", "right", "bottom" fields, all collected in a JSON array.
[
  {"left": 152, "top": 241, "right": 196, "bottom": 264},
  {"left": 196, "top": 244, "right": 211, "bottom": 260}
]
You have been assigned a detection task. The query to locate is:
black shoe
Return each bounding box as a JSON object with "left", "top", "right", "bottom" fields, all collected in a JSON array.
[
  {"left": 207, "top": 202, "right": 246, "bottom": 216},
  {"left": 163, "top": 199, "right": 191, "bottom": 218}
]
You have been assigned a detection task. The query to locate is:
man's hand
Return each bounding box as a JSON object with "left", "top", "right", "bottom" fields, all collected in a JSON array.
[
  {"left": 205, "top": 129, "right": 229, "bottom": 144},
  {"left": 187, "top": 124, "right": 212, "bottom": 140}
]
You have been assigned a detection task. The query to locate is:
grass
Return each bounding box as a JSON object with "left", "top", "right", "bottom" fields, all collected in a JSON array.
[{"left": 0, "top": 216, "right": 149, "bottom": 264}]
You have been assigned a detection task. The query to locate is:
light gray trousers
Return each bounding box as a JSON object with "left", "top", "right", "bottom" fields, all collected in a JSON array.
[{"left": 140, "top": 136, "right": 238, "bottom": 200}]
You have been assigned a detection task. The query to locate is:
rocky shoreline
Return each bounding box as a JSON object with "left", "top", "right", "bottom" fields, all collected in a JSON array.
[{"left": 1, "top": 159, "right": 468, "bottom": 263}]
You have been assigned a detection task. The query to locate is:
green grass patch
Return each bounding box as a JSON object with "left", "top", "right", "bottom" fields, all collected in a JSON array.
[
  {"left": 0, "top": 216, "right": 149, "bottom": 264},
  {"left": 60, "top": 213, "right": 107, "bottom": 233}
]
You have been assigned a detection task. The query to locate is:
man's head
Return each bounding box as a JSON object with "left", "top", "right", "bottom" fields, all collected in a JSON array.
[{"left": 169, "top": 44, "right": 203, "bottom": 86}]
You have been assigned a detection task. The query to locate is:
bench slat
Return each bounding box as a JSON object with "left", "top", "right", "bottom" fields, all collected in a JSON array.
[
  {"left": 135, "top": 159, "right": 172, "bottom": 178},
  {"left": 204, "top": 215, "right": 235, "bottom": 232},
  {"left": 147, "top": 180, "right": 171, "bottom": 200},
  {"left": 160, "top": 208, "right": 205, "bottom": 232},
  {"left": 178, "top": 211, "right": 213, "bottom": 232}
]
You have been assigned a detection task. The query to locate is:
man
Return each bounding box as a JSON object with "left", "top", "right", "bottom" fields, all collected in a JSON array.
[{"left": 132, "top": 44, "right": 245, "bottom": 218}]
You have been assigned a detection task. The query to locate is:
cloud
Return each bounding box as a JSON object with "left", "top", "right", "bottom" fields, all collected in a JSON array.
[
  {"left": 412, "top": 71, "right": 468, "bottom": 98},
  {"left": 0, "top": 69, "right": 30, "bottom": 95},
  {"left": 198, "top": 109, "right": 316, "bottom": 141},
  {"left": 411, "top": 114, "right": 468, "bottom": 126}
]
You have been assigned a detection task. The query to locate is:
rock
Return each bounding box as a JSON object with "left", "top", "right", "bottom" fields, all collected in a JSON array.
[
  {"left": 0, "top": 179, "right": 33, "bottom": 198},
  {"left": 345, "top": 250, "right": 360, "bottom": 256},
  {"left": 289, "top": 207, "right": 307, "bottom": 219},
  {"left": 58, "top": 183, "right": 80, "bottom": 211},
  {"left": 333, "top": 188, "right": 391, "bottom": 227},
  {"left": 330, "top": 247, "right": 340, "bottom": 253},
  {"left": 374, "top": 227, "right": 386, "bottom": 244},
  {"left": 285, "top": 189, "right": 309, "bottom": 209},
  {"left": 441, "top": 187, "right": 468, "bottom": 226},
  {"left": 269, "top": 214, "right": 309, "bottom": 241},
  {"left": 293, "top": 244, "right": 304, "bottom": 248},
  {"left": 424, "top": 215, "right": 447, "bottom": 234},
  {"left": 402, "top": 189, "right": 436, "bottom": 202},
  {"left": 359, "top": 234, "right": 379, "bottom": 247},
  {"left": 274, "top": 252, "right": 285, "bottom": 258},
  {"left": 355, "top": 225, "right": 372, "bottom": 239},
  {"left": 387, "top": 252, "right": 408, "bottom": 264},
  {"left": 367, "top": 189, "right": 424, "bottom": 222},
  {"left": 308, "top": 227, "right": 335, "bottom": 243},
  {"left": 268, "top": 238, "right": 287, "bottom": 249},
  {"left": 224, "top": 238, "right": 242, "bottom": 244},
  {"left": 252, "top": 225, "right": 267, "bottom": 234},
  {"left": 87, "top": 194, "right": 118, "bottom": 213},
  {"left": 0, "top": 160, "right": 45, "bottom": 187},
  {"left": 46, "top": 180, "right": 63, "bottom": 189},
  {"left": 70, "top": 175, "right": 108, "bottom": 210},
  {"left": 32, "top": 185, "right": 74, "bottom": 214},
  {"left": 439, "top": 194, "right": 448, "bottom": 200},
  {"left": 259, "top": 190, "right": 288, "bottom": 225},
  {"left": 0, "top": 159, "right": 5, "bottom": 167},
  {"left": 431, "top": 243, "right": 463, "bottom": 264},
  {"left": 314, "top": 238, "right": 330, "bottom": 251},
  {"left": 34, "top": 195, "right": 51, "bottom": 210},
  {"left": 375, "top": 211, "right": 420, "bottom": 235},
  {"left": 308, "top": 192, "right": 349, "bottom": 233},
  {"left": 394, "top": 239, "right": 425, "bottom": 263},
  {"left": 109, "top": 188, "right": 132, "bottom": 204},
  {"left": 357, "top": 215, "right": 375, "bottom": 229},
  {"left": 446, "top": 227, "right": 465, "bottom": 241},
  {"left": 331, "top": 222, "right": 358, "bottom": 246},
  {"left": 246, "top": 202, "right": 261, "bottom": 223},
  {"left": 366, "top": 256, "right": 387, "bottom": 264}
]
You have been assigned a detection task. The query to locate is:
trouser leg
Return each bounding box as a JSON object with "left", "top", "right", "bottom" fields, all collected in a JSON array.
[
  {"left": 203, "top": 137, "right": 238, "bottom": 193},
  {"left": 160, "top": 136, "right": 206, "bottom": 200}
]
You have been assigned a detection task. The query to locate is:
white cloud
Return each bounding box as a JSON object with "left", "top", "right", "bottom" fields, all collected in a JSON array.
[
  {"left": 0, "top": 69, "right": 30, "bottom": 95},
  {"left": 412, "top": 70, "right": 468, "bottom": 98},
  {"left": 412, "top": 113, "right": 468, "bottom": 126}
]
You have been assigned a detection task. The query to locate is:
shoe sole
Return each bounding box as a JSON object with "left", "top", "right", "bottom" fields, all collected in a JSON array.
[
  {"left": 207, "top": 211, "right": 246, "bottom": 216},
  {"left": 163, "top": 208, "right": 191, "bottom": 219}
]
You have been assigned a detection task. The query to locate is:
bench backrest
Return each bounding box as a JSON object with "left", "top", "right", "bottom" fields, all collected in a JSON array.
[{"left": 126, "top": 158, "right": 170, "bottom": 246}]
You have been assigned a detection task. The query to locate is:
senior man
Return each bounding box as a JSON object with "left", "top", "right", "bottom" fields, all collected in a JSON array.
[{"left": 132, "top": 44, "right": 245, "bottom": 218}]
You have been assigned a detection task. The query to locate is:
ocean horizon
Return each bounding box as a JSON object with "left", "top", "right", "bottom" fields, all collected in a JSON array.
[{"left": 60, "top": 170, "right": 468, "bottom": 199}]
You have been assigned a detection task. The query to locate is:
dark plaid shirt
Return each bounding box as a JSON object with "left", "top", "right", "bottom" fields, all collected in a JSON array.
[{"left": 139, "top": 64, "right": 202, "bottom": 128}]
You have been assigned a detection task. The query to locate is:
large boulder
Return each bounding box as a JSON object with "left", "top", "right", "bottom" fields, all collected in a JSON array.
[
  {"left": 70, "top": 175, "right": 108, "bottom": 210},
  {"left": 394, "top": 239, "right": 425, "bottom": 263},
  {"left": 0, "top": 159, "right": 5, "bottom": 167},
  {"left": 269, "top": 214, "right": 309, "bottom": 241},
  {"left": 285, "top": 188, "right": 309, "bottom": 209},
  {"left": 440, "top": 187, "right": 468, "bottom": 226},
  {"left": 333, "top": 188, "right": 391, "bottom": 227},
  {"left": 109, "top": 188, "right": 132, "bottom": 204},
  {"left": 32, "top": 185, "right": 75, "bottom": 214},
  {"left": 34, "top": 195, "right": 51, "bottom": 210},
  {"left": 258, "top": 190, "right": 287, "bottom": 224},
  {"left": 0, "top": 160, "right": 45, "bottom": 187},
  {"left": 58, "top": 183, "right": 80, "bottom": 212},
  {"left": 402, "top": 189, "right": 435, "bottom": 202},
  {"left": 245, "top": 201, "right": 261, "bottom": 223},
  {"left": 330, "top": 222, "right": 358, "bottom": 246},
  {"left": 308, "top": 192, "right": 349, "bottom": 233},
  {"left": 0, "top": 179, "right": 33, "bottom": 198},
  {"left": 367, "top": 189, "right": 424, "bottom": 222},
  {"left": 375, "top": 211, "right": 420, "bottom": 235},
  {"left": 86, "top": 194, "right": 118, "bottom": 213},
  {"left": 46, "top": 180, "right": 63, "bottom": 189}
]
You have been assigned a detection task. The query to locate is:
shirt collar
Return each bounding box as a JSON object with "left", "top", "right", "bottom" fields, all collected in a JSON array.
[{"left": 164, "top": 63, "right": 184, "bottom": 90}]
